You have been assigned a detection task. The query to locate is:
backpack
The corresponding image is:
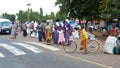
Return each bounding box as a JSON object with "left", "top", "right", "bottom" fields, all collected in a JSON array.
[{"left": 113, "top": 46, "right": 120, "bottom": 54}]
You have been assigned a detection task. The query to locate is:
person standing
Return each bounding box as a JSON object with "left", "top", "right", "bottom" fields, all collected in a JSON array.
[
  {"left": 53, "top": 19, "right": 59, "bottom": 44},
  {"left": 22, "top": 23, "right": 27, "bottom": 37},
  {"left": 64, "top": 19, "right": 71, "bottom": 44},
  {"left": 37, "top": 21, "right": 46, "bottom": 41},
  {"left": 41, "top": 20, "right": 46, "bottom": 41},
  {"left": 79, "top": 26, "right": 88, "bottom": 54},
  {"left": 34, "top": 21, "right": 38, "bottom": 38},
  {"left": 11, "top": 22, "right": 17, "bottom": 39},
  {"left": 37, "top": 22, "right": 43, "bottom": 41},
  {"left": 45, "top": 22, "right": 52, "bottom": 45}
]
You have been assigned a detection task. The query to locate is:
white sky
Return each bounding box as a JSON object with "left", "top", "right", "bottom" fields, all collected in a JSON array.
[{"left": 0, "top": 0, "right": 60, "bottom": 15}]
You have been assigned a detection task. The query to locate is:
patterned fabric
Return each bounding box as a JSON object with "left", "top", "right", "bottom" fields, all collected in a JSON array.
[{"left": 45, "top": 25, "right": 52, "bottom": 44}]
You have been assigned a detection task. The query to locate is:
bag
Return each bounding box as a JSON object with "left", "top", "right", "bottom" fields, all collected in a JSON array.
[
  {"left": 113, "top": 46, "right": 120, "bottom": 54},
  {"left": 104, "top": 36, "right": 117, "bottom": 54}
]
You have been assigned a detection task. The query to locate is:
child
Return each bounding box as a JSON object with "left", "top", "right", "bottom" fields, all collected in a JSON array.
[
  {"left": 79, "top": 26, "right": 88, "bottom": 54},
  {"left": 58, "top": 27, "right": 65, "bottom": 44}
]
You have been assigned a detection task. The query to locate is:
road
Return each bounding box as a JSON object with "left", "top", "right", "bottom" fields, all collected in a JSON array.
[{"left": 0, "top": 33, "right": 118, "bottom": 68}]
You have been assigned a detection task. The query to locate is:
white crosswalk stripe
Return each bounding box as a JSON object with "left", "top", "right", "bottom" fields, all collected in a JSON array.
[
  {"left": 27, "top": 42, "right": 60, "bottom": 51},
  {"left": 0, "top": 44, "right": 26, "bottom": 56},
  {"left": 0, "top": 42, "right": 44, "bottom": 58},
  {"left": 12, "top": 43, "right": 43, "bottom": 53},
  {"left": 0, "top": 52, "right": 5, "bottom": 58}
]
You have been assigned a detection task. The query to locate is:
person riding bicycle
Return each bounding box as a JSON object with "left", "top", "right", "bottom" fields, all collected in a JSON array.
[{"left": 79, "top": 25, "right": 88, "bottom": 54}]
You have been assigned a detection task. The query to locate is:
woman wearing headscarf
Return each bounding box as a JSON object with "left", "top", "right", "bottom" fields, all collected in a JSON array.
[
  {"left": 45, "top": 22, "right": 52, "bottom": 45},
  {"left": 64, "top": 19, "right": 71, "bottom": 44}
]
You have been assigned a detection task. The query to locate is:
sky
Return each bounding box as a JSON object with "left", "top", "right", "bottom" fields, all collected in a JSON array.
[{"left": 0, "top": 0, "right": 60, "bottom": 15}]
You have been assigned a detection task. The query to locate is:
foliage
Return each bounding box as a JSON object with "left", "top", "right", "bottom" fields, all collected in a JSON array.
[
  {"left": 55, "top": 0, "right": 120, "bottom": 20},
  {"left": 2, "top": 13, "right": 16, "bottom": 22},
  {"left": 39, "top": 8, "right": 44, "bottom": 21},
  {"left": 16, "top": 10, "right": 28, "bottom": 22}
]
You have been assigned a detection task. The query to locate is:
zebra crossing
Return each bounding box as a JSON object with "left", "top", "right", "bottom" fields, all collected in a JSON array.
[{"left": 0, "top": 42, "right": 44, "bottom": 58}]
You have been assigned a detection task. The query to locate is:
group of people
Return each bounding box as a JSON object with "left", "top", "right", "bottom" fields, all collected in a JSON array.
[
  {"left": 11, "top": 18, "right": 120, "bottom": 54},
  {"left": 10, "top": 19, "right": 89, "bottom": 54}
]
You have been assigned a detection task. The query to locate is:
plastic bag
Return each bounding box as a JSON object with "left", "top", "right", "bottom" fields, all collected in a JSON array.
[{"left": 104, "top": 36, "right": 117, "bottom": 54}]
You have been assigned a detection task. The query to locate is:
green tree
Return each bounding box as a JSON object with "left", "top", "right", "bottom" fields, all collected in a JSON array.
[
  {"left": 29, "top": 9, "right": 39, "bottom": 21},
  {"left": 49, "top": 12, "right": 55, "bottom": 21},
  {"left": 16, "top": 10, "right": 28, "bottom": 22},
  {"left": 56, "top": 11, "right": 66, "bottom": 20},
  {"left": 39, "top": 8, "right": 44, "bottom": 21},
  {"left": 2, "top": 13, "right": 15, "bottom": 22},
  {"left": 108, "top": 0, "right": 120, "bottom": 19}
]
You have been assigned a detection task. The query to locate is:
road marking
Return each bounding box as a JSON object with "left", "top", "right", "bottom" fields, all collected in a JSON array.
[
  {"left": 60, "top": 53, "right": 113, "bottom": 68},
  {"left": 0, "top": 44, "right": 26, "bottom": 56},
  {"left": 0, "top": 52, "right": 5, "bottom": 58},
  {"left": 27, "top": 42, "right": 60, "bottom": 51},
  {"left": 12, "top": 43, "right": 43, "bottom": 53}
]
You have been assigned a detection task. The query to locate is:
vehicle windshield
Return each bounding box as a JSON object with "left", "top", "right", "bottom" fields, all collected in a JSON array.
[{"left": 1, "top": 21, "right": 11, "bottom": 26}]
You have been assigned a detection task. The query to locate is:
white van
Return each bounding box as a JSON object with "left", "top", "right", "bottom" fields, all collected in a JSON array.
[{"left": 0, "top": 18, "right": 12, "bottom": 34}]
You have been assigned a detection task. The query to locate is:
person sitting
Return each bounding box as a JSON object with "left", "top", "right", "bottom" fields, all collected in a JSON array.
[
  {"left": 110, "top": 26, "right": 118, "bottom": 36},
  {"left": 113, "top": 35, "right": 120, "bottom": 54}
]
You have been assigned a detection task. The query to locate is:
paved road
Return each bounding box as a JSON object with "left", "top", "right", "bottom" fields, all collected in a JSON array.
[
  {"left": 0, "top": 36, "right": 109, "bottom": 68},
  {"left": 0, "top": 33, "right": 119, "bottom": 68}
]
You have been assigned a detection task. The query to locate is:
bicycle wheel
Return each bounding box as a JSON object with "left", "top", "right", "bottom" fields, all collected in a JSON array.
[
  {"left": 63, "top": 41, "right": 77, "bottom": 53},
  {"left": 87, "top": 40, "right": 100, "bottom": 53}
]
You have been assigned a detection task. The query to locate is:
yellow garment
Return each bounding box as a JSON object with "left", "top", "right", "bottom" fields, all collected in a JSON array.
[
  {"left": 45, "top": 25, "right": 52, "bottom": 44},
  {"left": 80, "top": 29, "right": 88, "bottom": 40},
  {"left": 80, "top": 29, "right": 88, "bottom": 54}
]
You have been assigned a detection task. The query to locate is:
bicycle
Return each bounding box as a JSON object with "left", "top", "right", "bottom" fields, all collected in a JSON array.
[
  {"left": 63, "top": 32, "right": 100, "bottom": 53},
  {"left": 63, "top": 35, "right": 77, "bottom": 53}
]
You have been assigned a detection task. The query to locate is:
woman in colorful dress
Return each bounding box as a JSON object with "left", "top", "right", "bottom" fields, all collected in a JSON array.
[
  {"left": 45, "top": 22, "right": 52, "bottom": 45},
  {"left": 64, "top": 19, "right": 71, "bottom": 44}
]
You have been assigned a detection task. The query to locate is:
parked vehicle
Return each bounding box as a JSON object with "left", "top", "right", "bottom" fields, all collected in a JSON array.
[{"left": 0, "top": 18, "right": 12, "bottom": 34}]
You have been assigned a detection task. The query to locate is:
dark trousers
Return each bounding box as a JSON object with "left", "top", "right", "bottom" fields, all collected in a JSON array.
[
  {"left": 38, "top": 30, "right": 43, "bottom": 41},
  {"left": 53, "top": 30, "right": 58, "bottom": 43},
  {"left": 23, "top": 29, "right": 27, "bottom": 37},
  {"left": 43, "top": 32, "right": 46, "bottom": 41}
]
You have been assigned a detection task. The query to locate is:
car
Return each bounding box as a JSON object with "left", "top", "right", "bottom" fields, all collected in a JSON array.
[{"left": 0, "top": 18, "right": 12, "bottom": 34}]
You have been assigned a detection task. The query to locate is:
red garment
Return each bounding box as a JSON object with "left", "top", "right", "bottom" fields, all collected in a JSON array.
[{"left": 111, "top": 28, "right": 117, "bottom": 36}]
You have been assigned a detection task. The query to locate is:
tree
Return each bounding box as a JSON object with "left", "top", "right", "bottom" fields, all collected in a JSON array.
[
  {"left": 16, "top": 10, "right": 28, "bottom": 22},
  {"left": 29, "top": 9, "right": 39, "bottom": 21},
  {"left": 107, "top": 0, "right": 120, "bottom": 19},
  {"left": 2, "top": 13, "right": 16, "bottom": 22},
  {"left": 56, "top": 11, "right": 66, "bottom": 20},
  {"left": 39, "top": 8, "right": 44, "bottom": 21}
]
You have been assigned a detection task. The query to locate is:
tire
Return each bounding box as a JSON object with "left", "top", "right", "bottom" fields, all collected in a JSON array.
[
  {"left": 87, "top": 40, "right": 100, "bottom": 53},
  {"left": 63, "top": 41, "right": 77, "bottom": 53}
]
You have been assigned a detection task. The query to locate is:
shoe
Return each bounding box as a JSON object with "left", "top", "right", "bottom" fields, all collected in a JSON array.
[{"left": 80, "top": 47, "right": 84, "bottom": 50}]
